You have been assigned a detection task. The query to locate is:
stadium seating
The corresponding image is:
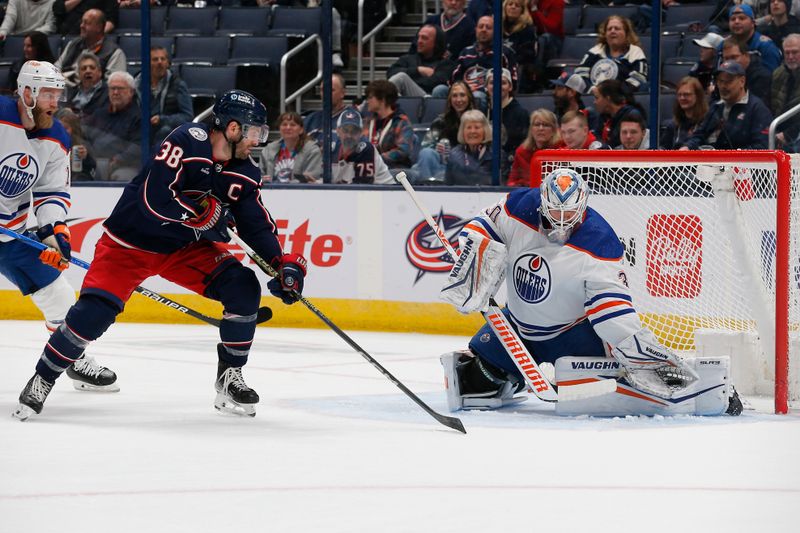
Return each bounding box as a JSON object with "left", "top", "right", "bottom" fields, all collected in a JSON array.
[
  {"left": 117, "top": 36, "right": 175, "bottom": 65},
  {"left": 117, "top": 7, "right": 168, "bottom": 35},
  {"left": 216, "top": 7, "right": 271, "bottom": 36},
  {"left": 661, "top": 60, "right": 695, "bottom": 88},
  {"left": 180, "top": 64, "right": 237, "bottom": 100},
  {"left": 397, "top": 96, "right": 423, "bottom": 123},
  {"left": 229, "top": 36, "right": 288, "bottom": 71},
  {"left": 173, "top": 36, "right": 230, "bottom": 66},
  {"left": 165, "top": 6, "right": 219, "bottom": 36},
  {"left": 563, "top": 5, "right": 582, "bottom": 35},
  {"left": 516, "top": 94, "right": 554, "bottom": 115},
  {"left": 419, "top": 97, "right": 446, "bottom": 124},
  {"left": 267, "top": 6, "right": 321, "bottom": 38},
  {"left": 580, "top": 6, "right": 639, "bottom": 32}
]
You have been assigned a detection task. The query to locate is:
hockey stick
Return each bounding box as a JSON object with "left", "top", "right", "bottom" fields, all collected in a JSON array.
[
  {"left": 227, "top": 230, "right": 467, "bottom": 434},
  {"left": 0, "top": 226, "right": 273, "bottom": 328}
]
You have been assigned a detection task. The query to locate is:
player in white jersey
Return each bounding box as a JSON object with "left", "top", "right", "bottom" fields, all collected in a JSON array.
[
  {"left": 439, "top": 168, "right": 742, "bottom": 415},
  {"left": 0, "top": 60, "right": 117, "bottom": 392}
]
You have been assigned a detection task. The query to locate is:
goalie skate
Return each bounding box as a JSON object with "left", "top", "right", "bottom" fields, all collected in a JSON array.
[
  {"left": 214, "top": 363, "right": 259, "bottom": 417},
  {"left": 12, "top": 374, "right": 54, "bottom": 421},
  {"left": 441, "top": 350, "right": 527, "bottom": 412},
  {"left": 66, "top": 356, "right": 120, "bottom": 392}
]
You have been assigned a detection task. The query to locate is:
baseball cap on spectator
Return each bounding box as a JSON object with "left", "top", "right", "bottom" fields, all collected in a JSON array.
[
  {"left": 551, "top": 71, "right": 583, "bottom": 92},
  {"left": 337, "top": 108, "right": 362, "bottom": 129},
  {"left": 715, "top": 60, "right": 746, "bottom": 76},
  {"left": 729, "top": 4, "right": 755, "bottom": 19},
  {"left": 486, "top": 67, "right": 512, "bottom": 84},
  {"left": 692, "top": 32, "right": 724, "bottom": 49}
]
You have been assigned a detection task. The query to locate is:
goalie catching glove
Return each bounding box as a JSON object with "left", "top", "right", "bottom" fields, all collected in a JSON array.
[
  {"left": 611, "top": 328, "right": 700, "bottom": 399},
  {"left": 268, "top": 253, "right": 307, "bottom": 305},
  {"left": 37, "top": 222, "right": 71, "bottom": 271},
  {"left": 440, "top": 229, "right": 507, "bottom": 314},
  {"left": 182, "top": 195, "right": 235, "bottom": 242}
]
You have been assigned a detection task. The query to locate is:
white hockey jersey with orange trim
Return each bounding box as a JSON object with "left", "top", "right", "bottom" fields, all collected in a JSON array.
[
  {"left": 465, "top": 188, "right": 641, "bottom": 346},
  {"left": 0, "top": 96, "right": 71, "bottom": 242}
]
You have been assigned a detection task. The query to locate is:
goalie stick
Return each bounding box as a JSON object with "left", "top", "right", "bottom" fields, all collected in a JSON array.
[
  {"left": 227, "top": 230, "right": 467, "bottom": 434},
  {"left": 0, "top": 226, "right": 273, "bottom": 328}
]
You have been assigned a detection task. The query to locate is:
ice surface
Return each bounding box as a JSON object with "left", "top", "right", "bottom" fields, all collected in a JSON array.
[{"left": 1, "top": 320, "right": 799, "bottom": 532}]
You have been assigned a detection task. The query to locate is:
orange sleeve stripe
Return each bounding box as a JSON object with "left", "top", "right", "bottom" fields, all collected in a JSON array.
[{"left": 585, "top": 300, "right": 633, "bottom": 316}]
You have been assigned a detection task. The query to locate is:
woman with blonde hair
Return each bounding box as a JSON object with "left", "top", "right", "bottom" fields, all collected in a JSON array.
[
  {"left": 259, "top": 111, "right": 322, "bottom": 183},
  {"left": 660, "top": 76, "right": 708, "bottom": 149},
  {"left": 445, "top": 110, "right": 506, "bottom": 185},
  {"left": 503, "top": 0, "right": 538, "bottom": 92},
  {"left": 568, "top": 15, "right": 648, "bottom": 94},
  {"left": 507, "top": 108, "right": 559, "bottom": 187}
]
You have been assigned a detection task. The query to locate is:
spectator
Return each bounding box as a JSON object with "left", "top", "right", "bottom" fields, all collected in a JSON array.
[
  {"left": 568, "top": 15, "right": 648, "bottom": 94},
  {"left": 689, "top": 32, "right": 724, "bottom": 94},
  {"left": 445, "top": 109, "right": 503, "bottom": 185},
  {"left": 56, "top": 108, "right": 97, "bottom": 181},
  {"left": 259, "top": 112, "right": 322, "bottom": 184},
  {"left": 55, "top": 9, "right": 126, "bottom": 87},
  {"left": 551, "top": 71, "right": 601, "bottom": 136},
  {"left": 743, "top": 0, "right": 775, "bottom": 26},
  {"left": 331, "top": 108, "right": 393, "bottom": 184},
  {"left": 6, "top": 31, "right": 56, "bottom": 93},
  {"left": 594, "top": 79, "right": 644, "bottom": 148},
  {"left": 362, "top": 80, "right": 416, "bottom": 170},
  {"left": 681, "top": 60, "right": 773, "bottom": 150},
  {"left": 433, "top": 15, "right": 518, "bottom": 111},
  {"left": 65, "top": 51, "right": 107, "bottom": 117},
  {"left": 722, "top": 38, "right": 772, "bottom": 107},
  {"left": 0, "top": 0, "right": 56, "bottom": 40},
  {"left": 485, "top": 67, "right": 529, "bottom": 157},
  {"left": 507, "top": 109, "right": 559, "bottom": 187},
  {"left": 415, "top": 0, "right": 475, "bottom": 59},
  {"left": 759, "top": 0, "right": 800, "bottom": 49},
  {"left": 412, "top": 81, "right": 476, "bottom": 181},
  {"left": 135, "top": 46, "right": 192, "bottom": 147},
  {"left": 557, "top": 110, "right": 606, "bottom": 150},
  {"left": 387, "top": 25, "right": 455, "bottom": 97},
  {"left": 661, "top": 76, "right": 709, "bottom": 149},
  {"left": 529, "top": 0, "right": 565, "bottom": 74},
  {"left": 83, "top": 70, "right": 141, "bottom": 181},
  {"left": 615, "top": 112, "right": 649, "bottom": 150},
  {"left": 53, "top": 0, "right": 117, "bottom": 35},
  {"left": 724, "top": 4, "right": 783, "bottom": 71},
  {"left": 305, "top": 73, "right": 352, "bottom": 149},
  {"left": 771, "top": 33, "right": 800, "bottom": 150},
  {"left": 503, "top": 0, "right": 538, "bottom": 93}
]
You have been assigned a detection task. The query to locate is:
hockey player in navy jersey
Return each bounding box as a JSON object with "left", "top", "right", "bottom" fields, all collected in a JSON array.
[
  {"left": 13, "top": 89, "right": 306, "bottom": 420},
  {"left": 0, "top": 60, "right": 119, "bottom": 394}
]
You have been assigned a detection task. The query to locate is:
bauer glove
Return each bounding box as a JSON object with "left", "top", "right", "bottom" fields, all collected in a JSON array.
[
  {"left": 183, "top": 195, "right": 235, "bottom": 243},
  {"left": 36, "top": 222, "right": 71, "bottom": 271},
  {"left": 267, "top": 253, "right": 307, "bottom": 305}
]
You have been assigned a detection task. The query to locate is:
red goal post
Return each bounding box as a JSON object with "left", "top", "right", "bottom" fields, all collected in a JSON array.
[{"left": 532, "top": 150, "right": 798, "bottom": 414}]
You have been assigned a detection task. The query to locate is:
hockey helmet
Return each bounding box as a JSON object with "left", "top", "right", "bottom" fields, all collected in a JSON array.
[
  {"left": 212, "top": 90, "right": 269, "bottom": 145},
  {"left": 540, "top": 168, "right": 589, "bottom": 244},
  {"left": 17, "top": 61, "right": 65, "bottom": 112}
]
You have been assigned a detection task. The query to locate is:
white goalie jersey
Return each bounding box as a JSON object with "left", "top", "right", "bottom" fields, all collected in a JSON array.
[
  {"left": 0, "top": 96, "right": 71, "bottom": 242},
  {"left": 466, "top": 188, "right": 642, "bottom": 347}
]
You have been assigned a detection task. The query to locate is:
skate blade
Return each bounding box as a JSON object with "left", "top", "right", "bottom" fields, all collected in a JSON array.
[
  {"left": 214, "top": 393, "right": 256, "bottom": 417},
  {"left": 11, "top": 403, "right": 36, "bottom": 421},
  {"left": 71, "top": 380, "right": 121, "bottom": 393}
]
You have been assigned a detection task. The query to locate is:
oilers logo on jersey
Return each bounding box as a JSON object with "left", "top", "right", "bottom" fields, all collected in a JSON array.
[
  {"left": 0, "top": 152, "right": 39, "bottom": 198},
  {"left": 513, "top": 254, "right": 551, "bottom": 303}
]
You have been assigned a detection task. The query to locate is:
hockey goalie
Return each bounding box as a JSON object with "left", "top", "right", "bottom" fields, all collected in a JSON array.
[{"left": 439, "top": 168, "right": 743, "bottom": 417}]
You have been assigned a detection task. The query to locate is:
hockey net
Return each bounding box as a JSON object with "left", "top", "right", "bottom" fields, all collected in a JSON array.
[{"left": 533, "top": 150, "right": 799, "bottom": 414}]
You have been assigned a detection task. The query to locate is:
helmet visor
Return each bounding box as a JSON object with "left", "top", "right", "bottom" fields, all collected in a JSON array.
[
  {"left": 242, "top": 123, "right": 269, "bottom": 145},
  {"left": 36, "top": 87, "right": 66, "bottom": 104}
]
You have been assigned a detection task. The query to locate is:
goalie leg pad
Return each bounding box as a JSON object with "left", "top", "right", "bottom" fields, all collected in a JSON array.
[
  {"left": 440, "top": 350, "right": 527, "bottom": 412},
  {"left": 439, "top": 230, "right": 507, "bottom": 314},
  {"left": 30, "top": 274, "right": 76, "bottom": 332}
]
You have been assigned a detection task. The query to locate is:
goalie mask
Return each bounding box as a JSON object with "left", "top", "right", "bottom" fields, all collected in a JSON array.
[{"left": 539, "top": 168, "right": 588, "bottom": 244}]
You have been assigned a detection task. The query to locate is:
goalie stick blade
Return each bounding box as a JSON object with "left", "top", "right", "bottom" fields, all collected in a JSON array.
[{"left": 434, "top": 413, "right": 466, "bottom": 434}]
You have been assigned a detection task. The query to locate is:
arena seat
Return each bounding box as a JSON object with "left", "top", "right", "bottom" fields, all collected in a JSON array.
[
  {"left": 267, "top": 6, "right": 321, "bottom": 38},
  {"left": 229, "top": 36, "right": 288, "bottom": 72},
  {"left": 180, "top": 64, "right": 237, "bottom": 100},
  {"left": 216, "top": 7, "right": 271, "bottom": 36},
  {"left": 118, "top": 36, "right": 175, "bottom": 64},
  {"left": 173, "top": 36, "right": 230, "bottom": 66},
  {"left": 419, "top": 97, "right": 446, "bottom": 124},
  {"left": 117, "top": 6, "right": 168, "bottom": 35},
  {"left": 397, "top": 96, "right": 423, "bottom": 123},
  {"left": 580, "top": 6, "right": 639, "bottom": 32},
  {"left": 165, "top": 6, "right": 219, "bottom": 36}
]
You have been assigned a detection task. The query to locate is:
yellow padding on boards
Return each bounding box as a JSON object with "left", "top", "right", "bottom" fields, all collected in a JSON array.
[{"left": 0, "top": 290, "right": 484, "bottom": 335}]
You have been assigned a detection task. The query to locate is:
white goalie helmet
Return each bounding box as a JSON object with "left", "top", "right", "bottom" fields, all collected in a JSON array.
[
  {"left": 17, "top": 60, "right": 65, "bottom": 116},
  {"left": 539, "top": 168, "right": 589, "bottom": 244}
]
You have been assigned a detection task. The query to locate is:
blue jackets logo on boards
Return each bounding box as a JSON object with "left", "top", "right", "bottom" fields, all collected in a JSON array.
[
  {"left": 405, "top": 209, "right": 466, "bottom": 283},
  {"left": 0, "top": 153, "right": 39, "bottom": 198},
  {"left": 513, "top": 254, "right": 551, "bottom": 303}
]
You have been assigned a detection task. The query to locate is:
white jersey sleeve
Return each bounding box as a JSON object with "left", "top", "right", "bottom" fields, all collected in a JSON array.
[{"left": 29, "top": 127, "right": 71, "bottom": 229}]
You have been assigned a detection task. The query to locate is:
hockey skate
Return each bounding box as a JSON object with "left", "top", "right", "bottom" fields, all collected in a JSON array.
[
  {"left": 441, "top": 350, "right": 527, "bottom": 412},
  {"left": 66, "top": 356, "right": 120, "bottom": 392},
  {"left": 726, "top": 386, "right": 743, "bottom": 416},
  {"left": 214, "top": 362, "right": 259, "bottom": 417},
  {"left": 12, "top": 374, "right": 54, "bottom": 421}
]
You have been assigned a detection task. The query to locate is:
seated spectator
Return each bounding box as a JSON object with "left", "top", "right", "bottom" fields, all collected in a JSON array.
[
  {"left": 759, "top": 0, "right": 800, "bottom": 49},
  {"left": 259, "top": 111, "right": 322, "bottom": 184},
  {"left": 135, "top": 46, "right": 192, "bottom": 147},
  {"left": 53, "top": 0, "right": 117, "bottom": 35},
  {"left": 568, "top": 15, "right": 648, "bottom": 94},
  {"left": 557, "top": 110, "right": 606, "bottom": 150},
  {"left": 503, "top": 0, "right": 539, "bottom": 93},
  {"left": 387, "top": 25, "right": 455, "bottom": 97},
  {"left": 485, "top": 67, "right": 529, "bottom": 157},
  {"left": 615, "top": 112, "right": 649, "bottom": 150},
  {"left": 744, "top": 0, "right": 777, "bottom": 27},
  {"left": 415, "top": 0, "right": 475, "bottom": 58},
  {"left": 445, "top": 109, "right": 505, "bottom": 185},
  {"left": 594, "top": 79, "right": 645, "bottom": 148},
  {"left": 6, "top": 31, "right": 56, "bottom": 93},
  {"left": 331, "top": 109, "right": 392, "bottom": 184},
  {"left": 305, "top": 73, "right": 353, "bottom": 149},
  {"left": 56, "top": 108, "right": 97, "bottom": 181},
  {"left": 362, "top": 80, "right": 416, "bottom": 170},
  {"left": 66, "top": 51, "right": 108, "bottom": 117},
  {"left": 681, "top": 60, "right": 773, "bottom": 150},
  {"left": 722, "top": 38, "right": 772, "bottom": 107},
  {"left": 83, "top": 71, "right": 141, "bottom": 181},
  {"left": 724, "top": 5, "right": 783, "bottom": 71},
  {"left": 0, "top": 0, "right": 56, "bottom": 40},
  {"left": 411, "top": 81, "right": 476, "bottom": 181},
  {"left": 771, "top": 33, "right": 800, "bottom": 150},
  {"left": 661, "top": 76, "right": 708, "bottom": 149},
  {"left": 529, "top": 0, "right": 565, "bottom": 76},
  {"left": 551, "top": 71, "right": 601, "bottom": 136},
  {"left": 689, "top": 32, "right": 724, "bottom": 94},
  {"left": 507, "top": 109, "right": 559, "bottom": 187},
  {"left": 55, "top": 9, "right": 126, "bottom": 87}
]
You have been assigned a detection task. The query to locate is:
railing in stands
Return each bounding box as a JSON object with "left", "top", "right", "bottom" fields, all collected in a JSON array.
[
  {"left": 420, "top": 0, "right": 441, "bottom": 22},
  {"left": 281, "top": 34, "right": 323, "bottom": 114},
  {"left": 357, "top": 0, "right": 395, "bottom": 96},
  {"left": 769, "top": 100, "right": 800, "bottom": 150}
]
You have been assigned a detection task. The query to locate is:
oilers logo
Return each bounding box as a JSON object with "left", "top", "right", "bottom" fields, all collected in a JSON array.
[
  {"left": 513, "top": 254, "right": 551, "bottom": 303},
  {"left": 405, "top": 210, "right": 466, "bottom": 283},
  {"left": 0, "top": 153, "right": 39, "bottom": 198}
]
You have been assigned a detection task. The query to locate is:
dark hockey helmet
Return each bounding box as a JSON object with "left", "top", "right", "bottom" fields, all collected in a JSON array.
[{"left": 212, "top": 90, "right": 269, "bottom": 145}]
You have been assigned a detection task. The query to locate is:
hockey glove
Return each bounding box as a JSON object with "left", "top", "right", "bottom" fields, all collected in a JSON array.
[
  {"left": 183, "top": 195, "right": 235, "bottom": 243},
  {"left": 267, "top": 253, "right": 307, "bottom": 305},
  {"left": 36, "top": 222, "right": 71, "bottom": 271}
]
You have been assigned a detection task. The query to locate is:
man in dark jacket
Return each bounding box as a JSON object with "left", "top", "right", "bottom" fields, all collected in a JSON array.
[
  {"left": 771, "top": 33, "right": 800, "bottom": 151},
  {"left": 135, "top": 46, "right": 193, "bottom": 147},
  {"left": 387, "top": 25, "right": 455, "bottom": 97},
  {"left": 413, "top": 0, "right": 475, "bottom": 59},
  {"left": 758, "top": 0, "right": 800, "bottom": 50},
  {"left": 593, "top": 79, "right": 643, "bottom": 149},
  {"left": 53, "top": 0, "right": 117, "bottom": 35},
  {"left": 722, "top": 38, "right": 772, "bottom": 108},
  {"left": 681, "top": 60, "right": 773, "bottom": 150}
]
